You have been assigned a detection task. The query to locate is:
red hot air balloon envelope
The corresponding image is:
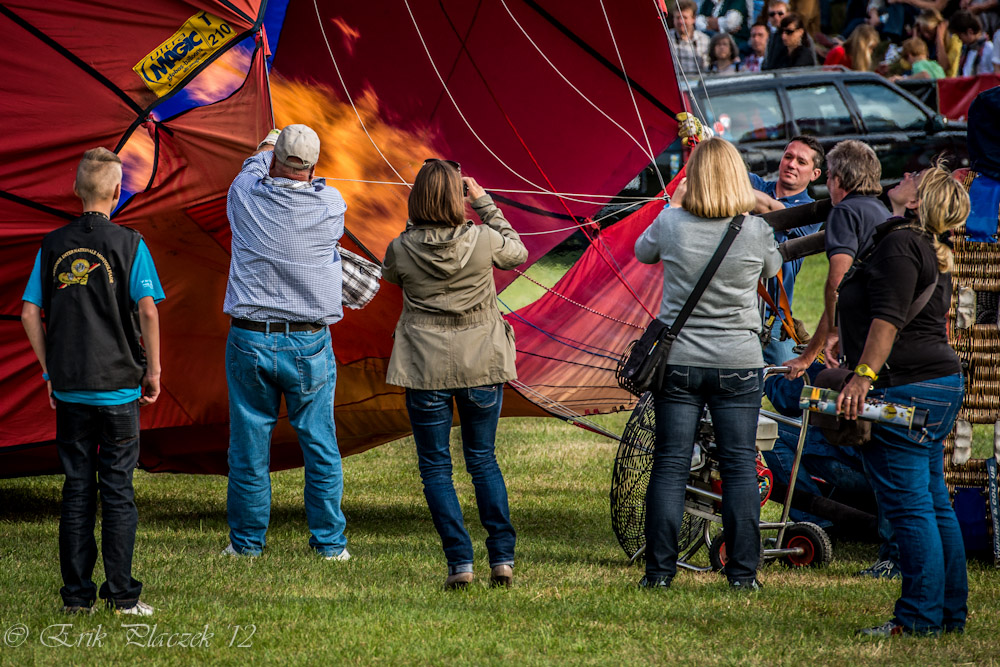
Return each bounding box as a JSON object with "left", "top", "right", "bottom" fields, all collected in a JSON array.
[{"left": 0, "top": 0, "right": 682, "bottom": 477}]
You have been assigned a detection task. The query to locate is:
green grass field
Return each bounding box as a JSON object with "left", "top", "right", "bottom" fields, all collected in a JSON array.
[
  {"left": 1, "top": 418, "right": 998, "bottom": 665},
  {"left": 2, "top": 251, "right": 997, "bottom": 665}
]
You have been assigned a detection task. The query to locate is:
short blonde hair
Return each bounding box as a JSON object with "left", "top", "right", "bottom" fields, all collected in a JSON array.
[
  {"left": 826, "top": 140, "right": 881, "bottom": 195},
  {"left": 408, "top": 160, "right": 465, "bottom": 226},
  {"left": 681, "top": 137, "right": 757, "bottom": 218},
  {"left": 917, "top": 162, "right": 969, "bottom": 273},
  {"left": 901, "top": 36, "right": 929, "bottom": 59},
  {"left": 75, "top": 148, "right": 122, "bottom": 201}
]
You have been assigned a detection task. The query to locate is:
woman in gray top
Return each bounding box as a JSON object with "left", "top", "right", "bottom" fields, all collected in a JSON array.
[{"left": 634, "top": 138, "right": 781, "bottom": 590}]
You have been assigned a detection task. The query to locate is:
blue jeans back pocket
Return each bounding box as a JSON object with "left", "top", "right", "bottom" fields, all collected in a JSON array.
[
  {"left": 296, "top": 346, "right": 329, "bottom": 395},
  {"left": 467, "top": 385, "right": 499, "bottom": 409},
  {"left": 718, "top": 369, "right": 759, "bottom": 395},
  {"left": 661, "top": 366, "right": 690, "bottom": 393},
  {"left": 228, "top": 339, "right": 262, "bottom": 388}
]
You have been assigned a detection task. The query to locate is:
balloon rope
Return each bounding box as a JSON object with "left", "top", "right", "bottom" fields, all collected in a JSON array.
[
  {"left": 497, "top": 296, "right": 631, "bottom": 358},
  {"left": 598, "top": 0, "right": 667, "bottom": 194},
  {"left": 403, "top": 0, "right": 558, "bottom": 194},
  {"left": 506, "top": 270, "right": 646, "bottom": 330},
  {"left": 508, "top": 380, "right": 625, "bottom": 442},
  {"left": 414, "top": 1, "right": 655, "bottom": 318},
  {"left": 497, "top": 0, "right": 663, "bottom": 167},
  {"left": 312, "top": 0, "right": 411, "bottom": 189}
]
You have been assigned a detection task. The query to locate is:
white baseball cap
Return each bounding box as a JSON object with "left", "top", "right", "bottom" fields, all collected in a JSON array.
[{"left": 274, "top": 124, "right": 320, "bottom": 170}]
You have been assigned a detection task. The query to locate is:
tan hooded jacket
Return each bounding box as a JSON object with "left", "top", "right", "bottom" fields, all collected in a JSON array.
[{"left": 382, "top": 195, "right": 528, "bottom": 390}]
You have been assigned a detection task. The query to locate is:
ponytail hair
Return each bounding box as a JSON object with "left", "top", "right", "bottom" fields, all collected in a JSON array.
[{"left": 916, "top": 160, "right": 970, "bottom": 273}]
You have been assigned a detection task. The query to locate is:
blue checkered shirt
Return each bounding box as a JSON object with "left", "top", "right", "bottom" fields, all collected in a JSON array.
[{"left": 224, "top": 152, "right": 347, "bottom": 324}]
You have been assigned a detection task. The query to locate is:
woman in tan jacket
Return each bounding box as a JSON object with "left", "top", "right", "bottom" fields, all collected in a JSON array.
[{"left": 382, "top": 159, "right": 527, "bottom": 590}]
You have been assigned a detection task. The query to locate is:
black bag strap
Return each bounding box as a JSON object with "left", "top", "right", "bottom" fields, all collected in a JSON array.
[{"left": 667, "top": 214, "right": 745, "bottom": 338}]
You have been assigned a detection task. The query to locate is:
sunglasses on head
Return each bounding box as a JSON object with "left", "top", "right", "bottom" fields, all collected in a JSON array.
[
  {"left": 769, "top": 10, "right": 785, "bottom": 16},
  {"left": 424, "top": 158, "right": 461, "bottom": 172}
]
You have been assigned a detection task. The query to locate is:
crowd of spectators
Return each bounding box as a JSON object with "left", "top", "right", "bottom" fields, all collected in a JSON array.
[{"left": 661, "top": 0, "right": 1000, "bottom": 79}]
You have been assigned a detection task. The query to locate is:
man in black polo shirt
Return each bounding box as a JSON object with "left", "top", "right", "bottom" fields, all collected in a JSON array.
[{"left": 787, "top": 139, "right": 889, "bottom": 378}]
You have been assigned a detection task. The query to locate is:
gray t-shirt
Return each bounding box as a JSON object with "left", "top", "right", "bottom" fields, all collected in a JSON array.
[{"left": 634, "top": 207, "right": 781, "bottom": 368}]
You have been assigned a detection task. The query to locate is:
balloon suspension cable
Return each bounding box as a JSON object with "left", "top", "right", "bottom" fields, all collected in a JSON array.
[
  {"left": 406, "top": 0, "right": 657, "bottom": 319},
  {"left": 508, "top": 380, "right": 623, "bottom": 442},
  {"left": 260, "top": 29, "right": 276, "bottom": 131}
]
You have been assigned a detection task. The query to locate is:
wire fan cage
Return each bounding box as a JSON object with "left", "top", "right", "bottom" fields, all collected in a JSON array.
[{"left": 610, "top": 392, "right": 706, "bottom": 560}]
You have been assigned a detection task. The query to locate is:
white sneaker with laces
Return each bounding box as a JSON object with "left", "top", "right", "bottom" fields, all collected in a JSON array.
[
  {"left": 115, "top": 600, "right": 154, "bottom": 616},
  {"left": 324, "top": 548, "right": 351, "bottom": 561},
  {"left": 221, "top": 543, "right": 240, "bottom": 556}
]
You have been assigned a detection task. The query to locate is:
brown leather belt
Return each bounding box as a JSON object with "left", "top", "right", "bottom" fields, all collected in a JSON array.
[{"left": 232, "top": 319, "right": 324, "bottom": 333}]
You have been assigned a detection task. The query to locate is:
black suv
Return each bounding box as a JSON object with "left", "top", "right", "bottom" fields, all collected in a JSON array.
[{"left": 681, "top": 68, "right": 968, "bottom": 197}]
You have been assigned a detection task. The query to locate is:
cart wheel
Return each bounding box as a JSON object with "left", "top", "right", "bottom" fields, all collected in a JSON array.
[
  {"left": 709, "top": 532, "right": 768, "bottom": 572},
  {"left": 780, "top": 522, "right": 833, "bottom": 568},
  {"left": 708, "top": 532, "right": 728, "bottom": 571}
]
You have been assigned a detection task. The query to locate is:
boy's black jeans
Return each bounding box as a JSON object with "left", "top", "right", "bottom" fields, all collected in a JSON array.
[{"left": 55, "top": 400, "right": 142, "bottom": 608}]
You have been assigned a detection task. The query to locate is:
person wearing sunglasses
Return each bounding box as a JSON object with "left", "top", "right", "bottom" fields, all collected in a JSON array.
[
  {"left": 761, "top": 1, "right": 788, "bottom": 68},
  {"left": 382, "top": 159, "right": 527, "bottom": 590},
  {"left": 764, "top": 12, "right": 818, "bottom": 68}
]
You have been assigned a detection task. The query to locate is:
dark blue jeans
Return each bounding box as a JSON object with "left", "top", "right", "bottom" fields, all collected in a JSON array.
[
  {"left": 55, "top": 400, "right": 143, "bottom": 608},
  {"left": 860, "top": 373, "right": 966, "bottom": 634},
  {"left": 405, "top": 385, "right": 515, "bottom": 574},
  {"left": 646, "top": 366, "right": 762, "bottom": 584}
]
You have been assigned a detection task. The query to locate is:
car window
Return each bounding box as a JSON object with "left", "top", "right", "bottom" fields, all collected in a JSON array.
[
  {"left": 694, "top": 90, "right": 786, "bottom": 143},
  {"left": 845, "top": 82, "right": 928, "bottom": 132},
  {"left": 786, "top": 85, "right": 856, "bottom": 136}
]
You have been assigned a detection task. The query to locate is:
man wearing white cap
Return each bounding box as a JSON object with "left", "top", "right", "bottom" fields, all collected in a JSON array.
[{"left": 221, "top": 124, "right": 351, "bottom": 561}]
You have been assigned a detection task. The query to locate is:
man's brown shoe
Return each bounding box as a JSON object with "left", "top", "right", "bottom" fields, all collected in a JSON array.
[
  {"left": 444, "top": 572, "right": 474, "bottom": 590},
  {"left": 490, "top": 564, "right": 513, "bottom": 588}
]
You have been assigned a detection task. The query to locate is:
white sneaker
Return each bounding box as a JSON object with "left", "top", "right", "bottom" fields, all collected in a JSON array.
[
  {"left": 115, "top": 600, "right": 154, "bottom": 616},
  {"left": 324, "top": 548, "right": 351, "bottom": 561},
  {"left": 221, "top": 543, "right": 261, "bottom": 557}
]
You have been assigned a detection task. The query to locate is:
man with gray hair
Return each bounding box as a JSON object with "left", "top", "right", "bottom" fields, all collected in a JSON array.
[
  {"left": 787, "top": 139, "right": 889, "bottom": 378},
  {"left": 221, "top": 124, "right": 351, "bottom": 561}
]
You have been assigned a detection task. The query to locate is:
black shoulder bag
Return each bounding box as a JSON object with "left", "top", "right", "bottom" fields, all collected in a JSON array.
[{"left": 617, "top": 215, "right": 745, "bottom": 397}]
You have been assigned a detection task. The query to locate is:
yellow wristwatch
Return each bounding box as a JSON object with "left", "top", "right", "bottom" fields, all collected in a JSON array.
[{"left": 854, "top": 364, "right": 878, "bottom": 382}]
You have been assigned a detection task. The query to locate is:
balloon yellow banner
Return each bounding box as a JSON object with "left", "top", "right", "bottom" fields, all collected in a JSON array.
[{"left": 133, "top": 11, "right": 236, "bottom": 97}]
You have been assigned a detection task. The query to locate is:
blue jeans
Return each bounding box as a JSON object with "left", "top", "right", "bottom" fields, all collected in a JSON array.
[
  {"left": 762, "top": 425, "right": 882, "bottom": 532},
  {"left": 646, "top": 366, "right": 763, "bottom": 584},
  {"left": 762, "top": 425, "right": 835, "bottom": 527},
  {"left": 226, "top": 325, "right": 345, "bottom": 557},
  {"left": 405, "top": 385, "right": 515, "bottom": 574},
  {"left": 860, "top": 373, "right": 966, "bottom": 634},
  {"left": 55, "top": 400, "right": 143, "bottom": 608}
]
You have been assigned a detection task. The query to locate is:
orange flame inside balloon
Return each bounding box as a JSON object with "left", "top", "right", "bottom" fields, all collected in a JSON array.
[
  {"left": 119, "top": 124, "right": 156, "bottom": 194},
  {"left": 270, "top": 74, "right": 438, "bottom": 258}
]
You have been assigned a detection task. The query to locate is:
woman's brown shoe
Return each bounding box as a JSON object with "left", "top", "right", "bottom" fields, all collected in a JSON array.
[
  {"left": 489, "top": 564, "right": 513, "bottom": 588},
  {"left": 444, "top": 572, "right": 474, "bottom": 590}
]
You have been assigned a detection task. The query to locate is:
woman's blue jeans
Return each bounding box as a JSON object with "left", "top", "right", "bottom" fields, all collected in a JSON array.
[
  {"left": 646, "top": 366, "right": 763, "bottom": 584},
  {"left": 226, "top": 325, "right": 346, "bottom": 557},
  {"left": 860, "top": 373, "right": 967, "bottom": 634},
  {"left": 405, "top": 385, "right": 515, "bottom": 574}
]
